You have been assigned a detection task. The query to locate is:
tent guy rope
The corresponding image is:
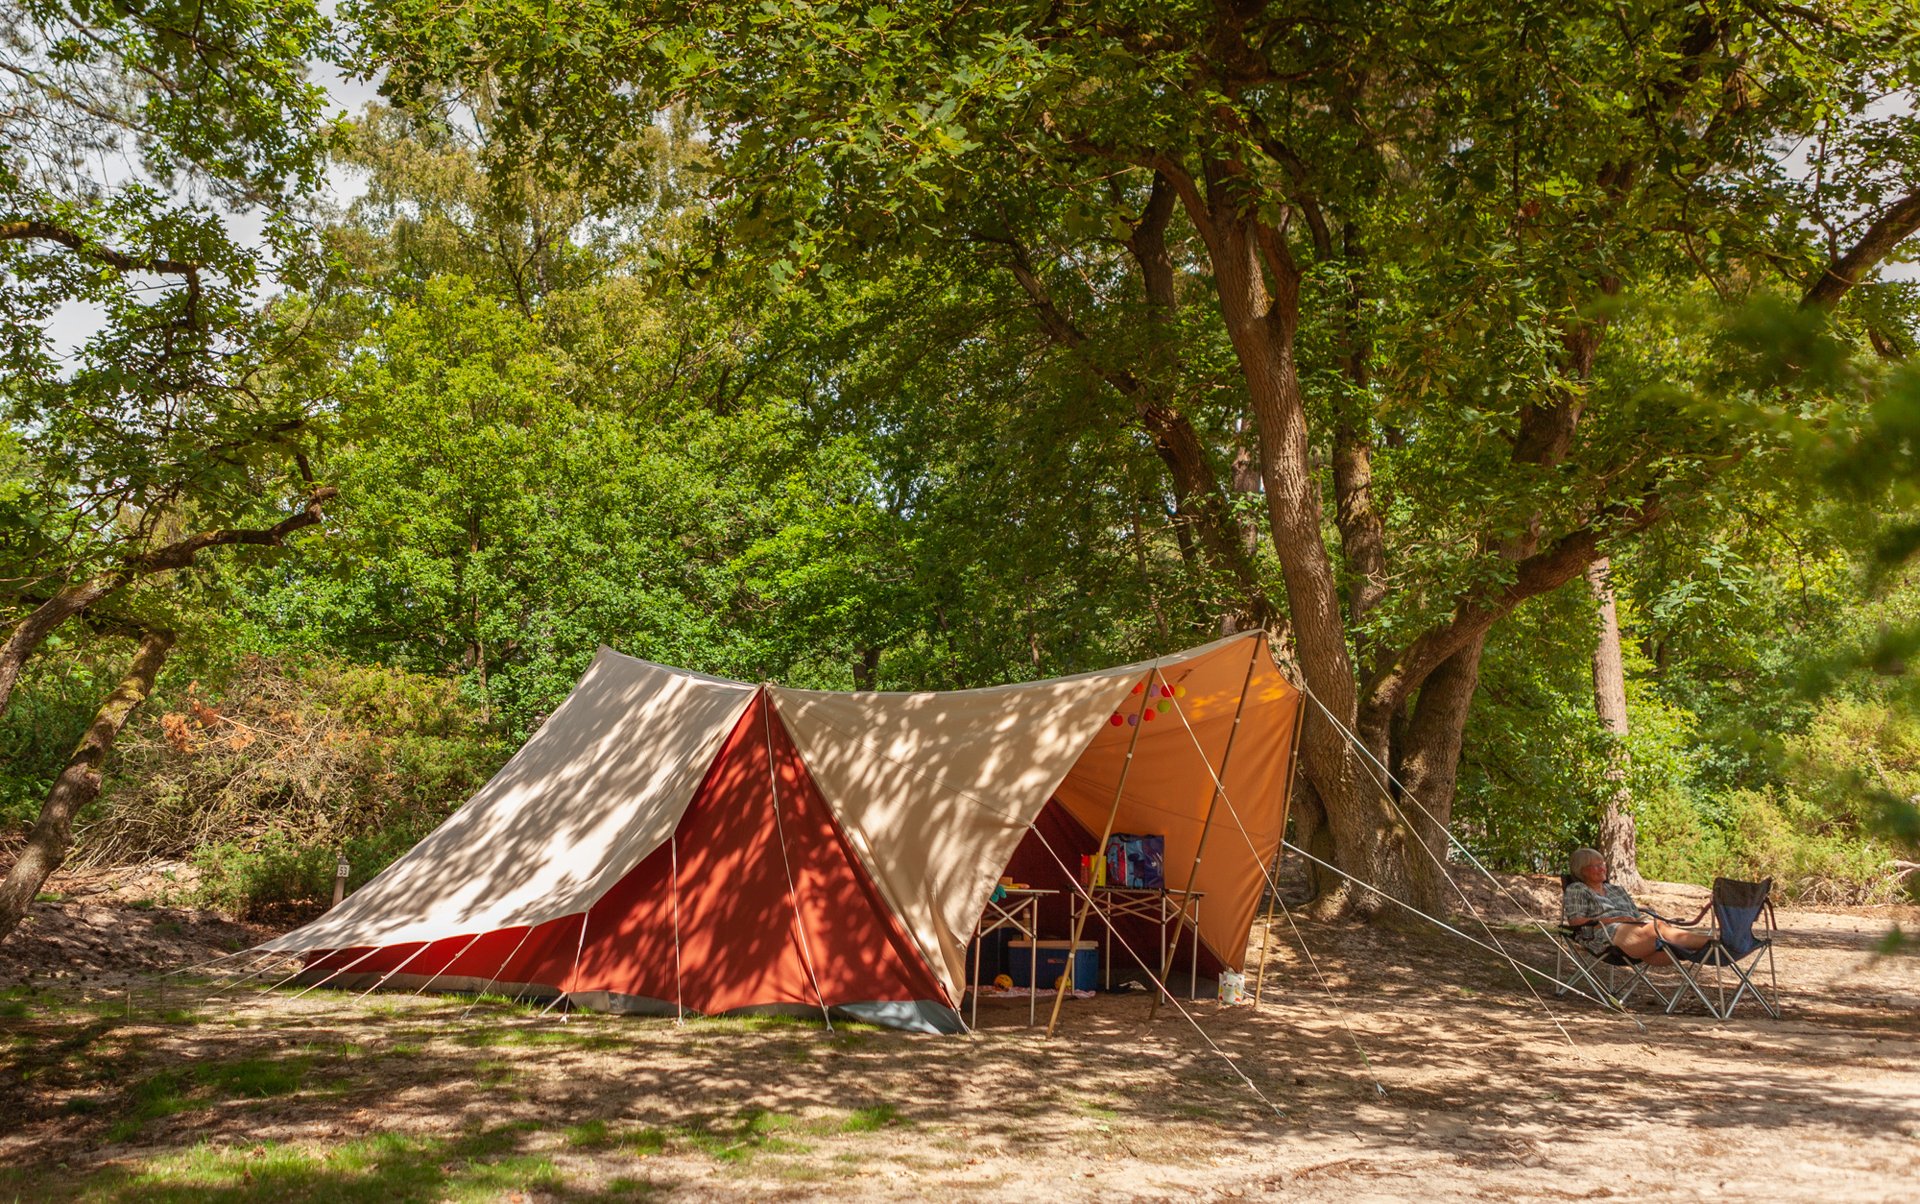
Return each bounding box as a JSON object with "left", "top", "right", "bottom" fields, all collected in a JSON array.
[
  {"left": 1161, "top": 654, "right": 1601, "bottom": 1026},
  {"left": 1291, "top": 683, "right": 1636, "bottom": 1023}
]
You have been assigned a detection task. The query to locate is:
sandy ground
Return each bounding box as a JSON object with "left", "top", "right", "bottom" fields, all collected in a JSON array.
[{"left": 0, "top": 871, "right": 1915, "bottom": 1202}]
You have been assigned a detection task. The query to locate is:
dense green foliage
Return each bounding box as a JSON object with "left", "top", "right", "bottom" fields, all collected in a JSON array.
[{"left": 4, "top": 2, "right": 1918, "bottom": 918}]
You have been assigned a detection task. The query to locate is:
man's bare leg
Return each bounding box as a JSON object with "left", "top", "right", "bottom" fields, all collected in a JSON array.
[{"left": 1610, "top": 919, "right": 1711, "bottom": 963}]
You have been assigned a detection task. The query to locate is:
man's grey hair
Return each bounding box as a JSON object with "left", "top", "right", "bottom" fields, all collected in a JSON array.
[{"left": 1569, "top": 847, "right": 1605, "bottom": 875}]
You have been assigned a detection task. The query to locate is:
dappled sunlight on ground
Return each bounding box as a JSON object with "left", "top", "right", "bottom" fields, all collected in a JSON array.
[{"left": 2, "top": 881, "right": 1915, "bottom": 1201}]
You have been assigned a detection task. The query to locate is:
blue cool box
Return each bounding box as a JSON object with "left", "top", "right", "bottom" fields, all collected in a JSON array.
[{"left": 1007, "top": 939, "right": 1099, "bottom": 992}]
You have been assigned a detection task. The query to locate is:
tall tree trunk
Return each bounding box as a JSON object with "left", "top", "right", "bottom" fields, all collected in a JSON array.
[
  {"left": 0, "top": 628, "right": 174, "bottom": 944},
  {"left": 1393, "top": 638, "right": 1488, "bottom": 903},
  {"left": 1586, "top": 558, "right": 1640, "bottom": 888},
  {"left": 1192, "top": 196, "right": 1420, "bottom": 917}
]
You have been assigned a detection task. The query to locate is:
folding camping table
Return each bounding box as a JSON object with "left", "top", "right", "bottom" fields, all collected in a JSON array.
[
  {"left": 968, "top": 887, "right": 1056, "bottom": 1027},
  {"left": 1089, "top": 885, "right": 1205, "bottom": 1001}
]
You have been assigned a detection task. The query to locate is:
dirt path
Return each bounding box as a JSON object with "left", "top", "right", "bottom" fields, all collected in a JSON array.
[{"left": 1, "top": 876, "right": 1915, "bottom": 1202}]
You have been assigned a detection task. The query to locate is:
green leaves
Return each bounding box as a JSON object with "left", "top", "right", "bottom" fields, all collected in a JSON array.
[{"left": 2, "top": 0, "right": 338, "bottom": 622}]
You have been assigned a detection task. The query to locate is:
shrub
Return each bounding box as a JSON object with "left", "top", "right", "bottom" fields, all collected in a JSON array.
[
  {"left": 1636, "top": 693, "right": 1912, "bottom": 903},
  {"left": 79, "top": 656, "right": 510, "bottom": 919}
]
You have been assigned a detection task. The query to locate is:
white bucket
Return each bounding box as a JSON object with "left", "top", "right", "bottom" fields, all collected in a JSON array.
[{"left": 1217, "top": 970, "right": 1249, "bottom": 1005}]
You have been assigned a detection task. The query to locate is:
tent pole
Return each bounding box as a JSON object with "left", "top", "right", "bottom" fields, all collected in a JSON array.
[
  {"left": 1149, "top": 637, "right": 1262, "bottom": 1020},
  {"left": 1046, "top": 665, "right": 1159, "bottom": 1039},
  {"left": 762, "top": 691, "right": 835, "bottom": 1034},
  {"left": 1255, "top": 684, "right": 1308, "bottom": 1008}
]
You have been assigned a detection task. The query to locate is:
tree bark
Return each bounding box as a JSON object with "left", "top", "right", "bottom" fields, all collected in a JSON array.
[
  {"left": 999, "top": 239, "right": 1273, "bottom": 628},
  {"left": 1164, "top": 159, "right": 1417, "bottom": 916},
  {"left": 1394, "top": 639, "right": 1488, "bottom": 898},
  {"left": 1802, "top": 189, "right": 1920, "bottom": 310},
  {"left": 0, "top": 574, "right": 129, "bottom": 721},
  {"left": 0, "top": 628, "right": 175, "bottom": 944},
  {"left": 1586, "top": 558, "right": 1641, "bottom": 888}
]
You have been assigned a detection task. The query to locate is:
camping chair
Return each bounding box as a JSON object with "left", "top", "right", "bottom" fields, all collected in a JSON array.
[
  {"left": 1641, "top": 877, "right": 1782, "bottom": 1020},
  {"left": 1551, "top": 877, "right": 1674, "bottom": 1013}
]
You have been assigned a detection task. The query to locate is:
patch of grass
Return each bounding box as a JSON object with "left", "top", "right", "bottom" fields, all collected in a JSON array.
[
  {"left": 456, "top": 991, "right": 554, "bottom": 1016},
  {"left": 34, "top": 891, "right": 65, "bottom": 903},
  {"left": 471, "top": 1058, "right": 517, "bottom": 1086},
  {"left": 595, "top": 1176, "right": 671, "bottom": 1199},
  {"left": 45, "top": 1124, "right": 592, "bottom": 1203},
  {"left": 564, "top": 1119, "right": 611, "bottom": 1149},
  {"left": 197, "top": 1055, "right": 312, "bottom": 1099},
  {"left": 683, "top": 1012, "right": 824, "bottom": 1034},
  {"left": 105, "top": 1055, "right": 312, "bottom": 1142},
  {"left": 671, "top": 1108, "right": 811, "bottom": 1164},
  {"left": 776, "top": 1038, "right": 815, "bottom": 1065},
  {"left": 386, "top": 1041, "right": 426, "bottom": 1058},
  {"left": 155, "top": 1008, "right": 206, "bottom": 1025},
  {"left": 442, "top": 1153, "right": 560, "bottom": 1201},
  {"left": 838, "top": 1103, "right": 904, "bottom": 1132},
  {"left": 624, "top": 1127, "right": 669, "bottom": 1156},
  {"left": 0, "top": 984, "right": 73, "bottom": 1017},
  {"left": 107, "top": 1069, "right": 194, "bottom": 1142},
  {"left": 456, "top": 1118, "right": 544, "bottom": 1158},
  {"left": 449, "top": 1024, "right": 620, "bottom": 1051}
]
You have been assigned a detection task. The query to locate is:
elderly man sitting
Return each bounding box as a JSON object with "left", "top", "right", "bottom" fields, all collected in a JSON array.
[{"left": 1562, "top": 847, "right": 1711, "bottom": 965}]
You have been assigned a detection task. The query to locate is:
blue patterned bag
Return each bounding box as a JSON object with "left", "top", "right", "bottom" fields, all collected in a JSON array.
[{"left": 1105, "top": 833, "right": 1165, "bottom": 889}]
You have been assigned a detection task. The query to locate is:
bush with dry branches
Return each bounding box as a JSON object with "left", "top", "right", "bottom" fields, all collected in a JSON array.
[{"left": 78, "top": 656, "right": 508, "bottom": 919}]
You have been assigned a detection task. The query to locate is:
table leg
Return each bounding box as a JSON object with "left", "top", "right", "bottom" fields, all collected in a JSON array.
[
  {"left": 1026, "top": 898, "right": 1038, "bottom": 1027},
  {"left": 1190, "top": 896, "right": 1199, "bottom": 1002},
  {"left": 1029, "top": 927, "right": 1039, "bottom": 1021},
  {"left": 1102, "top": 898, "right": 1111, "bottom": 991},
  {"left": 1158, "top": 890, "right": 1168, "bottom": 1005}
]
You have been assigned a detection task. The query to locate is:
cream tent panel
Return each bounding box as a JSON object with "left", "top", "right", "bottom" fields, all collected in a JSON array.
[
  {"left": 769, "top": 670, "right": 1136, "bottom": 997},
  {"left": 770, "top": 632, "right": 1266, "bottom": 999},
  {"left": 262, "top": 649, "right": 757, "bottom": 953},
  {"left": 1052, "top": 636, "right": 1299, "bottom": 971}
]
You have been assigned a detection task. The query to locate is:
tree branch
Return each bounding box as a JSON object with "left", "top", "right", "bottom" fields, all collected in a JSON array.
[
  {"left": 0, "top": 219, "right": 204, "bottom": 279},
  {"left": 0, "top": 486, "right": 337, "bottom": 721},
  {"left": 1, "top": 218, "right": 206, "bottom": 326},
  {"left": 133, "top": 486, "right": 339, "bottom": 574},
  {"left": 1364, "top": 492, "right": 1667, "bottom": 722},
  {"left": 997, "top": 238, "right": 1272, "bottom": 626},
  {"left": 1802, "top": 188, "right": 1920, "bottom": 310}
]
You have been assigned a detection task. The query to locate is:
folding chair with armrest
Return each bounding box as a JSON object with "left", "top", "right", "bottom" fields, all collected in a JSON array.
[
  {"left": 1640, "top": 876, "right": 1782, "bottom": 1020},
  {"left": 1551, "top": 876, "right": 1672, "bottom": 1012}
]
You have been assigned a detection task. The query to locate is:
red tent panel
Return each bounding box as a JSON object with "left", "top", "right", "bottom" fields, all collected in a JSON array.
[{"left": 309, "top": 692, "right": 947, "bottom": 1015}]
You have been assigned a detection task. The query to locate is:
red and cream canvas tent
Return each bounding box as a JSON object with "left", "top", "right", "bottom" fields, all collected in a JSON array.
[{"left": 260, "top": 631, "right": 1302, "bottom": 1033}]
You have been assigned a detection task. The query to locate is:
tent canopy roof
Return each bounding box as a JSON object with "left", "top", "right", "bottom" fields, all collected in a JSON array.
[{"left": 262, "top": 633, "right": 1301, "bottom": 1011}]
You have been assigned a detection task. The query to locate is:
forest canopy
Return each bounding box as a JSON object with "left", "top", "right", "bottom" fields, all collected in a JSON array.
[{"left": 3, "top": 0, "right": 1918, "bottom": 930}]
